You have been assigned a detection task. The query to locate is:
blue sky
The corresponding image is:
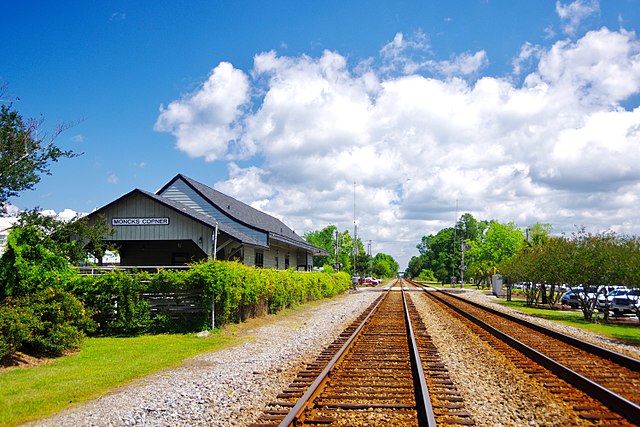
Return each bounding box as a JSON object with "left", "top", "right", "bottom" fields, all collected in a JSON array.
[{"left": 2, "top": 0, "right": 640, "bottom": 268}]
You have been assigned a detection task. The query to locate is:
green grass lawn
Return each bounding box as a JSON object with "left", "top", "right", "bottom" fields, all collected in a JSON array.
[
  {"left": 496, "top": 298, "right": 640, "bottom": 346},
  {"left": 0, "top": 333, "right": 239, "bottom": 426}
]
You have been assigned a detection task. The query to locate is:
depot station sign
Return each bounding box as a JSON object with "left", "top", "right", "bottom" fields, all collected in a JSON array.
[{"left": 112, "top": 217, "right": 170, "bottom": 226}]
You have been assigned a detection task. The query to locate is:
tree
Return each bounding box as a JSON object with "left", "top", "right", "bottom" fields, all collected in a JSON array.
[
  {"left": 455, "top": 213, "right": 487, "bottom": 243},
  {"left": 0, "top": 93, "right": 79, "bottom": 206},
  {"left": 526, "top": 223, "right": 552, "bottom": 246},
  {"left": 0, "top": 209, "right": 115, "bottom": 299},
  {"left": 371, "top": 253, "right": 399, "bottom": 278},
  {"left": 502, "top": 229, "right": 640, "bottom": 322},
  {"left": 304, "top": 225, "right": 338, "bottom": 269},
  {"left": 22, "top": 210, "right": 115, "bottom": 265},
  {"left": 467, "top": 221, "right": 525, "bottom": 286},
  {"left": 411, "top": 227, "right": 457, "bottom": 283},
  {"left": 304, "top": 225, "right": 354, "bottom": 273}
]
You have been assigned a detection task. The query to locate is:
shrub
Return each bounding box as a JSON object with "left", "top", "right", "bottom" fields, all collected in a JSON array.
[
  {"left": 0, "top": 288, "right": 95, "bottom": 357},
  {"left": 0, "top": 302, "right": 34, "bottom": 359},
  {"left": 22, "top": 287, "right": 95, "bottom": 354},
  {"left": 67, "top": 261, "right": 352, "bottom": 335},
  {"left": 418, "top": 269, "right": 437, "bottom": 282},
  {"left": 68, "top": 271, "right": 150, "bottom": 335}
]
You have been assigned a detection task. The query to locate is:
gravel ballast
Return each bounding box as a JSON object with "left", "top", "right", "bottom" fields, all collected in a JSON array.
[
  {"left": 410, "top": 291, "right": 589, "bottom": 426},
  {"left": 27, "top": 290, "right": 381, "bottom": 427},
  {"left": 24, "top": 287, "right": 639, "bottom": 426}
]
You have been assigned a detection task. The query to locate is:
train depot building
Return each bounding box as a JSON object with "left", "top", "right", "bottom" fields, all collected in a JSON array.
[{"left": 86, "top": 174, "right": 327, "bottom": 269}]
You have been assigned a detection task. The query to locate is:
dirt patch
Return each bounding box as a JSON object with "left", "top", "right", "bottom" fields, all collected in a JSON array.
[
  {"left": 0, "top": 349, "right": 78, "bottom": 373},
  {"left": 1, "top": 352, "right": 53, "bottom": 372}
]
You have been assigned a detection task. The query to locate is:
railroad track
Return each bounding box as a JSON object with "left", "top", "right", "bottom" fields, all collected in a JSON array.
[
  {"left": 415, "top": 281, "right": 640, "bottom": 426},
  {"left": 249, "top": 281, "right": 474, "bottom": 426}
]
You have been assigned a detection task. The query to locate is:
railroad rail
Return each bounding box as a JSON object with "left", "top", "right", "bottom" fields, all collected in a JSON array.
[
  {"left": 414, "top": 280, "right": 640, "bottom": 426},
  {"left": 249, "top": 281, "right": 474, "bottom": 426}
]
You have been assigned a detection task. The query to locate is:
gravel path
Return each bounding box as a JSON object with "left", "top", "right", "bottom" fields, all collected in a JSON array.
[
  {"left": 26, "top": 290, "right": 381, "bottom": 427},
  {"left": 23, "top": 286, "right": 639, "bottom": 426}
]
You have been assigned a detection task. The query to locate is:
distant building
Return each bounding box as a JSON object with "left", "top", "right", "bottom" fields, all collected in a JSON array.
[
  {"left": 85, "top": 174, "right": 328, "bottom": 269},
  {"left": 0, "top": 216, "right": 17, "bottom": 258}
]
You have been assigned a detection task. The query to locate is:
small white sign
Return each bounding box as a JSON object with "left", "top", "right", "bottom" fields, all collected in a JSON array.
[{"left": 112, "top": 217, "right": 170, "bottom": 226}]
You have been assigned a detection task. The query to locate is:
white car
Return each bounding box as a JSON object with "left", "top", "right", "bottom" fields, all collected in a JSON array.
[
  {"left": 611, "top": 289, "right": 640, "bottom": 315},
  {"left": 561, "top": 288, "right": 597, "bottom": 309},
  {"left": 596, "top": 288, "right": 628, "bottom": 312}
]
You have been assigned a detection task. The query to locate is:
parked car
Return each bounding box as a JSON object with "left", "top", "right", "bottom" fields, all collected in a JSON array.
[
  {"left": 561, "top": 290, "right": 581, "bottom": 308},
  {"left": 596, "top": 288, "right": 628, "bottom": 312},
  {"left": 611, "top": 289, "right": 640, "bottom": 315},
  {"left": 561, "top": 288, "right": 596, "bottom": 308}
]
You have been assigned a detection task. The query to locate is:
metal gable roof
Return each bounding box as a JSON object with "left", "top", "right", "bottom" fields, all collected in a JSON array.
[{"left": 158, "top": 174, "right": 327, "bottom": 255}]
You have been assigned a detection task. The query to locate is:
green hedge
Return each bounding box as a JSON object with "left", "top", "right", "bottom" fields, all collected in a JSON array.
[
  {"left": 1, "top": 260, "right": 351, "bottom": 358},
  {"left": 70, "top": 261, "right": 351, "bottom": 335}
]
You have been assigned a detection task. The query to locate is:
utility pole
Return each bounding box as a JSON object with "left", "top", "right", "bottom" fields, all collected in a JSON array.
[
  {"left": 460, "top": 241, "right": 469, "bottom": 289},
  {"left": 452, "top": 199, "right": 458, "bottom": 287},
  {"left": 354, "top": 224, "right": 358, "bottom": 277},
  {"left": 334, "top": 229, "right": 340, "bottom": 271},
  {"left": 353, "top": 181, "right": 357, "bottom": 279},
  {"left": 367, "top": 239, "right": 372, "bottom": 277}
]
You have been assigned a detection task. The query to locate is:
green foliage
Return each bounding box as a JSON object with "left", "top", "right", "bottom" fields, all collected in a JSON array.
[
  {"left": 466, "top": 220, "right": 525, "bottom": 285},
  {"left": 70, "top": 261, "right": 352, "bottom": 334},
  {"left": 502, "top": 230, "right": 640, "bottom": 321},
  {"left": 417, "top": 269, "right": 437, "bottom": 282},
  {"left": 21, "top": 288, "right": 95, "bottom": 354},
  {"left": 304, "top": 225, "right": 354, "bottom": 273},
  {"left": 408, "top": 214, "right": 533, "bottom": 285},
  {"left": 0, "top": 303, "right": 33, "bottom": 359},
  {"left": 69, "top": 271, "right": 151, "bottom": 335},
  {"left": 189, "top": 262, "right": 350, "bottom": 326},
  {"left": 0, "top": 212, "right": 99, "bottom": 359},
  {"left": 371, "top": 253, "right": 399, "bottom": 278},
  {"left": 2, "top": 251, "right": 352, "bottom": 356},
  {"left": 0, "top": 222, "right": 75, "bottom": 299},
  {"left": 0, "top": 101, "right": 78, "bottom": 205},
  {"left": 0, "top": 288, "right": 95, "bottom": 358},
  {"left": 408, "top": 227, "right": 456, "bottom": 281}
]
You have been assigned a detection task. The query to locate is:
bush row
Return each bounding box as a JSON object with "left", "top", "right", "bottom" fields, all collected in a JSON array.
[
  {"left": 0, "top": 287, "right": 96, "bottom": 358},
  {"left": 1, "top": 261, "right": 351, "bottom": 359}
]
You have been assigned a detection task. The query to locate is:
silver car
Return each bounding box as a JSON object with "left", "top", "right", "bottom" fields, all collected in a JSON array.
[{"left": 611, "top": 289, "right": 640, "bottom": 315}]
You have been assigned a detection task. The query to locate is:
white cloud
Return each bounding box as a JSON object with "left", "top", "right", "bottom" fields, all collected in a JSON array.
[
  {"left": 110, "top": 12, "right": 127, "bottom": 22},
  {"left": 433, "top": 50, "right": 489, "bottom": 76},
  {"left": 155, "top": 62, "right": 250, "bottom": 161},
  {"left": 512, "top": 42, "right": 543, "bottom": 76},
  {"left": 556, "top": 0, "right": 600, "bottom": 36},
  {"left": 40, "top": 208, "right": 79, "bottom": 222},
  {"left": 378, "top": 32, "right": 487, "bottom": 77},
  {"left": 156, "top": 27, "right": 640, "bottom": 268},
  {"left": 534, "top": 28, "right": 640, "bottom": 105}
]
